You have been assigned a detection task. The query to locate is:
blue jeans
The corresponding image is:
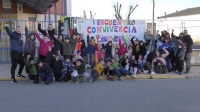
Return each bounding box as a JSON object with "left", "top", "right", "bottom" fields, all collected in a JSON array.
[
  {"left": 139, "top": 63, "right": 144, "bottom": 70},
  {"left": 114, "top": 68, "right": 132, "bottom": 77},
  {"left": 165, "top": 58, "right": 171, "bottom": 71},
  {"left": 39, "top": 73, "right": 53, "bottom": 85},
  {"left": 87, "top": 54, "right": 94, "bottom": 67}
]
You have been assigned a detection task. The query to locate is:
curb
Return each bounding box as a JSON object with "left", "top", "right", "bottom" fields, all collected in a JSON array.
[{"left": 0, "top": 75, "right": 193, "bottom": 81}]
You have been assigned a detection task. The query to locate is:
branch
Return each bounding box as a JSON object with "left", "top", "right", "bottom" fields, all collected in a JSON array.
[{"left": 130, "top": 4, "right": 138, "bottom": 14}]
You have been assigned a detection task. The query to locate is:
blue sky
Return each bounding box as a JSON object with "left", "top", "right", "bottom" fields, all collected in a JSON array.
[{"left": 72, "top": 0, "right": 200, "bottom": 19}]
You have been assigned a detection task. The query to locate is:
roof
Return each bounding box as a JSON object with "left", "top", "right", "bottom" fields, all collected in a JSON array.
[
  {"left": 157, "top": 6, "right": 200, "bottom": 19},
  {"left": 11, "top": 0, "right": 59, "bottom": 13}
]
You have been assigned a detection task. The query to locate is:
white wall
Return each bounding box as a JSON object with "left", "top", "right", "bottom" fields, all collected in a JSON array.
[{"left": 66, "top": 0, "right": 72, "bottom": 17}]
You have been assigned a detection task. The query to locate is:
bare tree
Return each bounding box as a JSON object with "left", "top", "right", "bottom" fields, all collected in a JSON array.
[
  {"left": 127, "top": 4, "right": 138, "bottom": 20},
  {"left": 113, "top": 2, "right": 122, "bottom": 20},
  {"left": 83, "top": 11, "right": 87, "bottom": 19}
]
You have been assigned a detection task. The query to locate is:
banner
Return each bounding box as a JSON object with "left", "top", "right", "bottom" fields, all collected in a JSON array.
[{"left": 77, "top": 19, "right": 146, "bottom": 44}]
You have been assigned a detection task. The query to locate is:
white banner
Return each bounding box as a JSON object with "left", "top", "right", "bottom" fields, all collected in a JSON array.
[{"left": 77, "top": 19, "right": 146, "bottom": 44}]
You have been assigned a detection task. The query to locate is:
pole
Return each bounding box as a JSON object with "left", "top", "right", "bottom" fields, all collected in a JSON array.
[
  {"left": 152, "top": 0, "right": 155, "bottom": 35},
  {"left": 54, "top": 4, "right": 57, "bottom": 33}
]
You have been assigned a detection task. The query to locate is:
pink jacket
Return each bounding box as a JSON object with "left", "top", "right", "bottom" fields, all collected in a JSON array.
[
  {"left": 119, "top": 39, "right": 127, "bottom": 56},
  {"left": 35, "top": 33, "right": 52, "bottom": 56},
  {"left": 95, "top": 44, "right": 105, "bottom": 60}
]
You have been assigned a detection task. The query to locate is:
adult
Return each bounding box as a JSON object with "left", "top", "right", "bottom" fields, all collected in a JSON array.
[
  {"left": 38, "top": 23, "right": 55, "bottom": 39},
  {"left": 4, "top": 24, "right": 26, "bottom": 83},
  {"left": 182, "top": 30, "right": 193, "bottom": 74}
]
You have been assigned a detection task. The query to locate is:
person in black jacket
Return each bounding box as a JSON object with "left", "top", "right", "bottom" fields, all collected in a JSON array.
[
  {"left": 102, "top": 41, "right": 112, "bottom": 59},
  {"left": 37, "top": 61, "right": 54, "bottom": 85},
  {"left": 182, "top": 30, "right": 193, "bottom": 74},
  {"left": 4, "top": 24, "right": 26, "bottom": 83},
  {"left": 38, "top": 23, "right": 55, "bottom": 39},
  {"left": 138, "top": 41, "right": 146, "bottom": 57}
]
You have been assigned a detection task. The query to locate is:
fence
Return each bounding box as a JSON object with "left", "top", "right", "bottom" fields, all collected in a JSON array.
[{"left": 0, "top": 19, "right": 200, "bottom": 64}]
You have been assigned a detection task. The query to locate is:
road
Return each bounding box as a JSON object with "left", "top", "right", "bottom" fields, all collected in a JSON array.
[{"left": 0, "top": 79, "right": 200, "bottom": 112}]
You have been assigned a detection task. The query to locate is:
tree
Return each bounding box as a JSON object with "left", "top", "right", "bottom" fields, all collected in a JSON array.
[
  {"left": 113, "top": 2, "right": 122, "bottom": 20},
  {"left": 127, "top": 4, "right": 138, "bottom": 20},
  {"left": 83, "top": 11, "right": 87, "bottom": 19}
]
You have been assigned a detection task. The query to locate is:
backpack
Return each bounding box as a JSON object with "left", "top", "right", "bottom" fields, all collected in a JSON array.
[
  {"left": 154, "top": 59, "right": 168, "bottom": 74},
  {"left": 143, "top": 62, "right": 152, "bottom": 71}
]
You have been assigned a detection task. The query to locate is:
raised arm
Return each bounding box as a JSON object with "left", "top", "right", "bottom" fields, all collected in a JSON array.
[
  {"left": 161, "top": 48, "right": 169, "bottom": 58},
  {"left": 95, "top": 43, "right": 100, "bottom": 52},
  {"left": 35, "top": 31, "right": 43, "bottom": 42},
  {"left": 4, "top": 24, "right": 13, "bottom": 37},
  {"left": 94, "top": 51, "right": 99, "bottom": 65},
  {"left": 130, "top": 37, "right": 135, "bottom": 46},
  {"left": 46, "top": 30, "right": 50, "bottom": 39},
  {"left": 25, "top": 25, "right": 29, "bottom": 40},
  {"left": 38, "top": 23, "right": 46, "bottom": 36},
  {"left": 87, "top": 34, "right": 90, "bottom": 44},
  {"left": 119, "top": 38, "right": 123, "bottom": 48}
]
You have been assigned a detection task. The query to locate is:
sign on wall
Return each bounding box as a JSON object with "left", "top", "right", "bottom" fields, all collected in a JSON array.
[
  {"left": 17, "top": 3, "right": 23, "bottom": 13},
  {"left": 77, "top": 19, "right": 146, "bottom": 44},
  {"left": 2, "top": 0, "right": 11, "bottom": 12}
]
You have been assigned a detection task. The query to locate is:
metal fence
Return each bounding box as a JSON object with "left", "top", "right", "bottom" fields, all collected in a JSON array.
[{"left": 0, "top": 19, "right": 58, "bottom": 63}]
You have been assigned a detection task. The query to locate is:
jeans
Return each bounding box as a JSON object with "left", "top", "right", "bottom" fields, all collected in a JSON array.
[
  {"left": 130, "top": 67, "right": 137, "bottom": 75},
  {"left": 165, "top": 58, "right": 171, "bottom": 71},
  {"left": 10, "top": 52, "right": 25, "bottom": 78},
  {"left": 114, "top": 68, "right": 132, "bottom": 77},
  {"left": 139, "top": 62, "right": 144, "bottom": 70},
  {"left": 184, "top": 53, "right": 191, "bottom": 72},
  {"left": 87, "top": 54, "right": 94, "bottom": 66},
  {"left": 39, "top": 73, "right": 53, "bottom": 85},
  {"left": 71, "top": 71, "right": 89, "bottom": 78},
  {"left": 29, "top": 75, "right": 39, "bottom": 84}
]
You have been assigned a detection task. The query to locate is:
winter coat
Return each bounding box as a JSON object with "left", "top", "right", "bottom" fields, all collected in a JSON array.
[
  {"left": 25, "top": 60, "right": 38, "bottom": 75},
  {"left": 130, "top": 59, "right": 138, "bottom": 68},
  {"left": 102, "top": 43, "right": 112, "bottom": 55},
  {"left": 119, "top": 39, "right": 127, "bottom": 56},
  {"left": 70, "top": 38, "right": 78, "bottom": 53},
  {"left": 74, "top": 63, "right": 86, "bottom": 74},
  {"left": 35, "top": 33, "right": 52, "bottom": 56},
  {"left": 57, "top": 39, "right": 72, "bottom": 56},
  {"left": 24, "top": 27, "right": 36, "bottom": 55},
  {"left": 182, "top": 35, "right": 193, "bottom": 53},
  {"left": 86, "top": 36, "right": 96, "bottom": 55},
  {"left": 174, "top": 44, "right": 186, "bottom": 60},
  {"left": 38, "top": 23, "right": 55, "bottom": 39},
  {"left": 5, "top": 27, "right": 23, "bottom": 53},
  {"left": 95, "top": 44, "right": 105, "bottom": 61},
  {"left": 38, "top": 64, "right": 54, "bottom": 75},
  {"left": 93, "top": 63, "right": 105, "bottom": 75}
]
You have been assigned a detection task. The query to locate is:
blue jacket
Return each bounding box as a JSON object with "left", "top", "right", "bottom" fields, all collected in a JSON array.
[
  {"left": 86, "top": 35, "right": 96, "bottom": 55},
  {"left": 5, "top": 27, "right": 24, "bottom": 53}
]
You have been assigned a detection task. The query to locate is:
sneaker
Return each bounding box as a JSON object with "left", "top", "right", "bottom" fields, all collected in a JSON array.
[
  {"left": 184, "top": 71, "right": 189, "bottom": 74},
  {"left": 119, "top": 77, "right": 124, "bottom": 81},
  {"left": 178, "top": 72, "right": 182, "bottom": 75},
  {"left": 89, "top": 77, "right": 93, "bottom": 83},
  {"left": 66, "top": 80, "right": 71, "bottom": 83},
  {"left": 143, "top": 70, "right": 148, "bottom": 74},
  {"left": 131, "top": 74, "right": 137, "bottom": 79},
  {"left": 126, "top": 75, "right": 130, "bottom": 77},
  {"left": 151, "top": 71, "right": 155, "bottom": 75},
  {"left": 11, "top": 78, "right": 18, "bottom": 83},
  {"left": 17, "top": 75, "right": 26, "bottom": 78},
  {"left": 109, "top": 76, "right": 114, "bottom": 81}
]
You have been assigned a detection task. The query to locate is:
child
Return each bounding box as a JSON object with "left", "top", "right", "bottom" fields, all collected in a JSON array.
[
  {"left": 138, "top": 41, "right": 147, "bottom": 57},
  {"left": 151, "top": 48, "right": 169, "bottom": 75},
  {"left": 37, "top": 60, "right": 54, "bottom": 85},
  {"left": 119, "top": 52, "right": 129, "bottom": 68},
  {"left": 105, "top": 60, "right": 115, "bottom": 81},
  {"left": 127, "top": 46, "right": 133, "bottom": 60},
  {"left": 174, "top": 39, "right": 186, "bottom": 75},
  {"left": 96, "top": 43, "right": 106, "bottom": 61},
  {"left": 62, "top": 56, "right": 74, "bottom": 83},
  {"left": 49, "top": 48, "right": 63, "bottom": 82},
  {"left": 129, "top": 55, "right": 138, "bottom": 79},
  {"left": 112, "top": 47, "right": 120, "bottom": 58},
  {"left": 35, "top": 30, "right": 52, "bottom": 62},
  {"left": 56, "top": 36, "right": 72, "bottom": 59},
  {"left": 26, "top": 55, "right": 39, "bottom": 84},
  {"left": 161, "top": 38, "right": 171, "bottom": 72},
  {"left": 72, "top": 51, "right": 84, "bottom": 63},
  {"left": 86, "top": 35, "right": 96, "bottom": 67},
  {"left": 138, "top": 54, "right": 148, "bottom": 73},
  {"left": 119, "top": 38, "right": 127, "bottom": 56},
  {"left": 89, "top": 59, "right": 105, "bottom": 83},
  {"left": 71, "top": 59, "right": 90, "bottom": 84},
  {"left": 102, "top": 41, "right": 112, "bottom": 59},
  {"left": 70, "top": 34, "right": 78, "bottom": 54}
]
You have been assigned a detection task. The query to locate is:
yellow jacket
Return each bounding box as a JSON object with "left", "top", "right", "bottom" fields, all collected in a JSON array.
[{"left": 93, "top": 63, "right": 104, "bottom": 75}]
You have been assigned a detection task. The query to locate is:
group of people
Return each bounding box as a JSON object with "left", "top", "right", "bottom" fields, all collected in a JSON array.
[{"left": 4, "top": 23, "right": 193, "bottom": 85}]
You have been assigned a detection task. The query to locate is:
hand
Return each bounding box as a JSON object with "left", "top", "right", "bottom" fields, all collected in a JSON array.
[
  {"left": 4, "top": 24, "right": 8, "bottom": 27},
  {"left": 35, "top": 55, "right": 38, "bottom": 58},
  {"left": 157, "top": 30, "right": 159, "bottom": 33},
  {"left": 46, "top": 30, "right": 48, "bottom": 33},
  {"left": 162, "top": 48, "right": 166, "bottom": 51},
  {"left": 48, "top": 46, "right": 51, "bottom": 51},
  {"left": 35, "top": 30, "right": 38, "bottom": 34},
  {"left": 84, "top": 65, "right": 87, "bottom": 70},
  {"left": 54, "top": 34, "right": 58, "bottom": 39},
  {"left": 87, "top": 34, "right": 89, "bottom": 36},
  {"left": 95, "top": 51, "right": 98, "bottom": 54},
  {"left": 38, "top": 21, "right": 41, "bottom": 24},
  {"left": 172, "top": 29, "right": 174, "bottom": 32},
  {"left": 57, "top": 50, "right": 60, "bottom": 54},
  {"left": 27, "top": 55, "right": 31, "bottom": 59}
]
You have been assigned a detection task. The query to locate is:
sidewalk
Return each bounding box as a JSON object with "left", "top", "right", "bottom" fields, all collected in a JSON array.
[{"left": 0, "top": 64, "right": 199, "bottom": 81}]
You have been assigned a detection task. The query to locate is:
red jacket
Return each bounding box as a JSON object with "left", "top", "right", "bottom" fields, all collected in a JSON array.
[{"left": 35, "top": 33, "right": 52, "bottom": 56}]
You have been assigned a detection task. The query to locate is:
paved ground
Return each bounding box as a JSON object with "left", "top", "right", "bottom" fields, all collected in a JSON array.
[
  {"left": 0, "top": 79, "right": 200, "bottom": 112},
  {"left": 0, "top": 64, "right": 199, "bottom": 80}
]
